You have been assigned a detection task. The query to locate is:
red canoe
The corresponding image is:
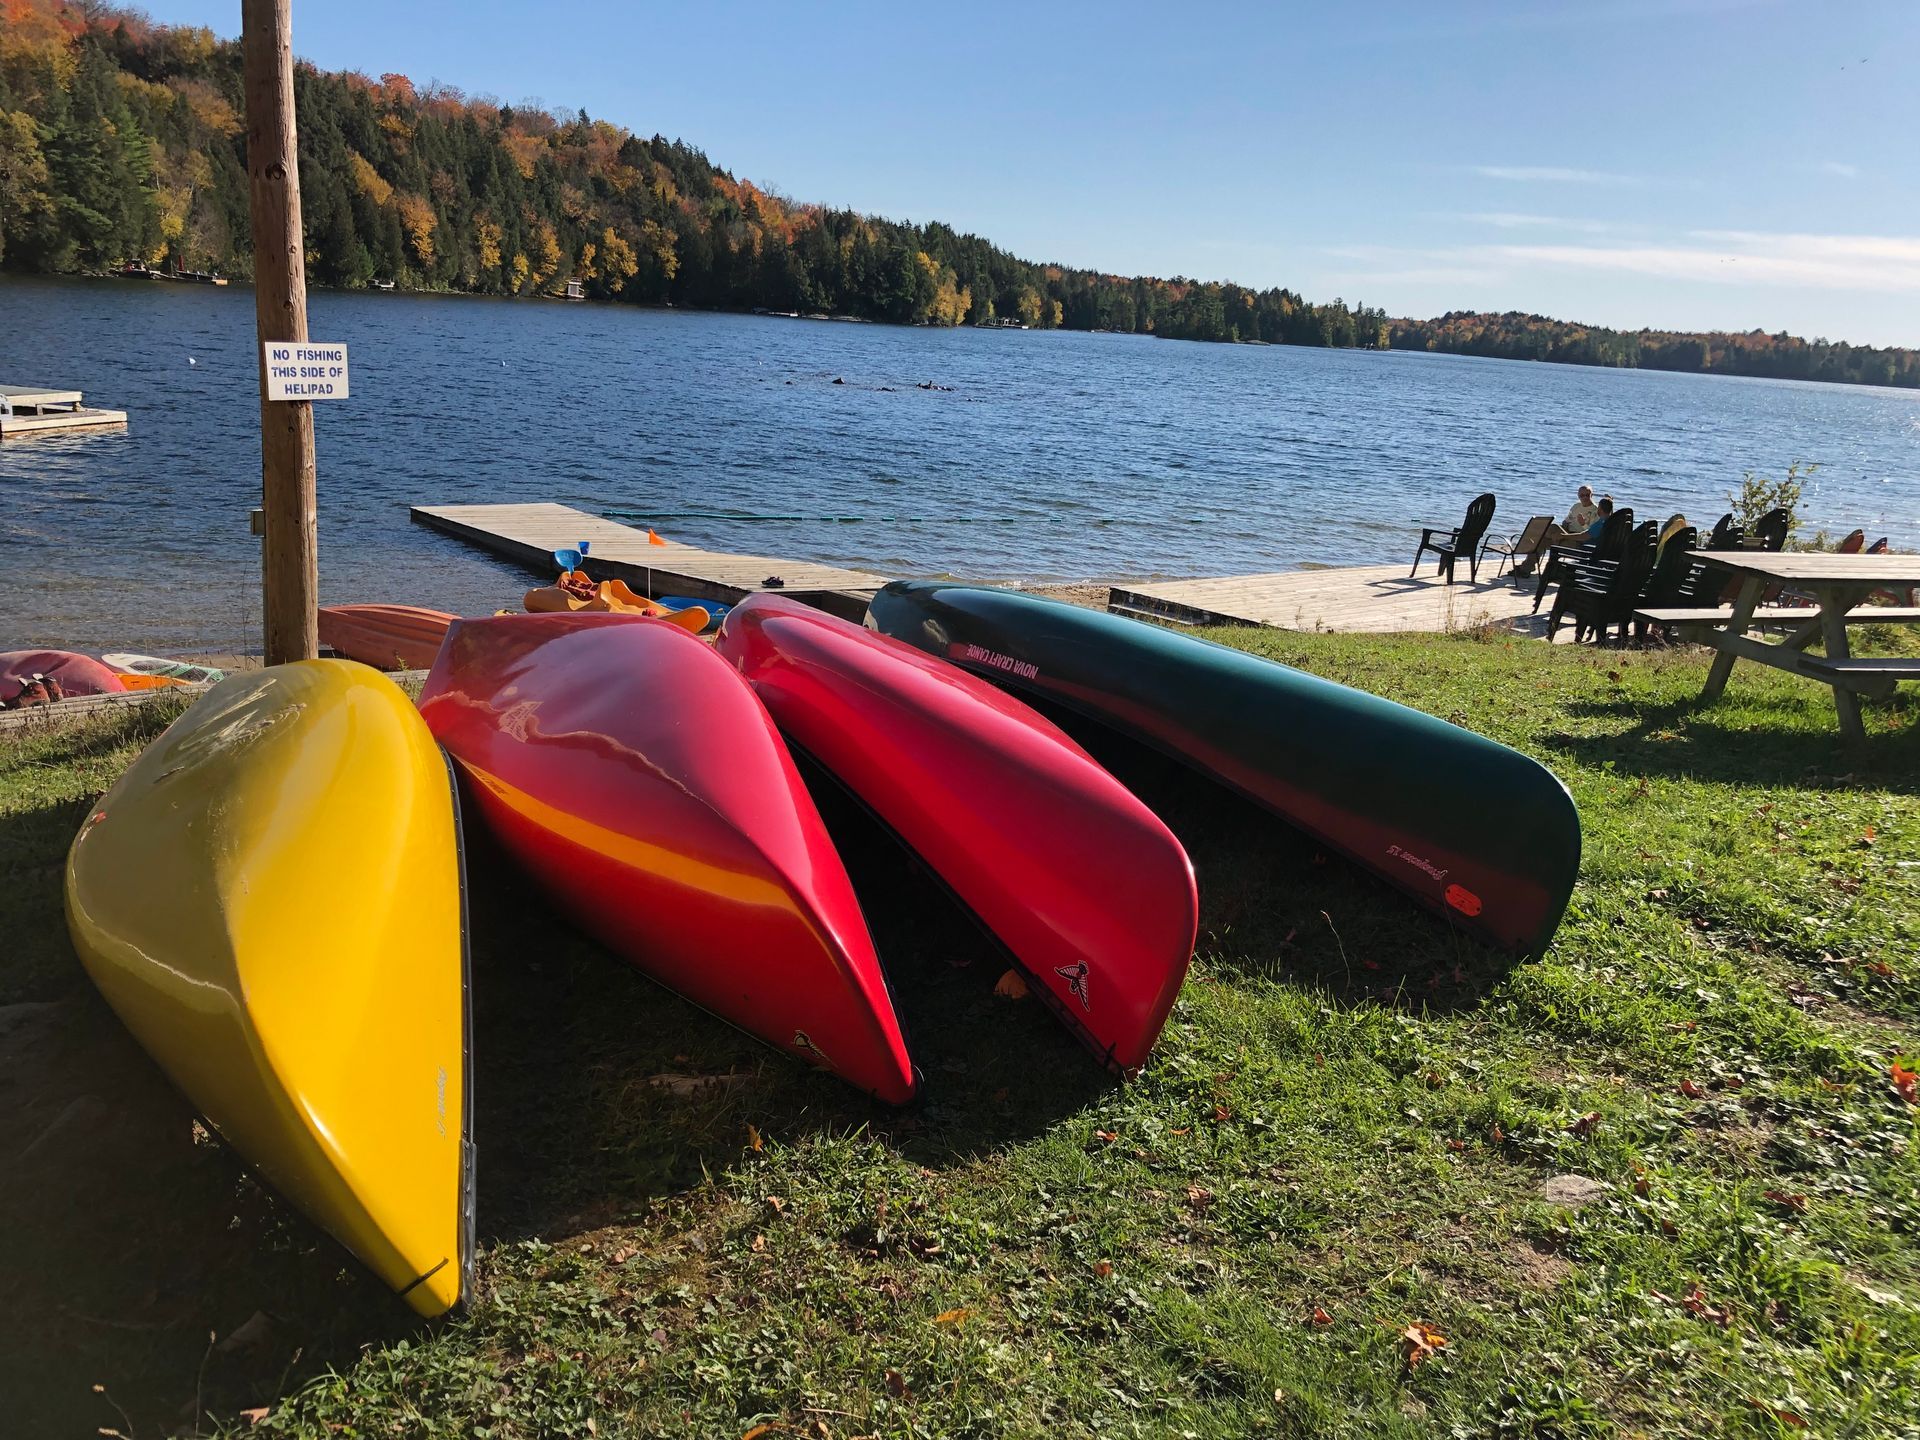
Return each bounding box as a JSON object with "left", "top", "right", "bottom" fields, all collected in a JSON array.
[
  {"left": 319, "top": 604, "right": 458, "bottom": 671},
  {"left": 0, "top": 650, "right": 127, "bottom": 704},
  {"left": 715, "top": 595, "right": 1198, "bottom": 1074},
  {"left": 419, "top": 613, "right": 916, "bottom": 1104}
]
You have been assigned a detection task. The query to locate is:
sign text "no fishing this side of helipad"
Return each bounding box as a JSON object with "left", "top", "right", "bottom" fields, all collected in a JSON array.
[{"left": 262, "top": 342, "right": 350, "bottom": 401}]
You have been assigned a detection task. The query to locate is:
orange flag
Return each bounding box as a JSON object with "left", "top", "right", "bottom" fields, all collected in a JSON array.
[{"left": 647, "top": 528, "right": 667, "bottom": 546}]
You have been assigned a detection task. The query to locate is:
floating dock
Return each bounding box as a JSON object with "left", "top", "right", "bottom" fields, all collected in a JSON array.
[
  {"left": 411, "top": 502, "right": 888, "bottom": 621},
  {"left": 1107, "top": 564, "right": 1553, "bottom": 636},
  {"left": 0, "top": 385, "right": 128, "bottom": 438}
]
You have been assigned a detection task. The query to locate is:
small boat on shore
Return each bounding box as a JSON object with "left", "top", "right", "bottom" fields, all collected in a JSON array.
[
  {"left": 420, "top": 613, "right": 917, "bottom": 1104},
  {"left": 102, "top": 653, "right": 226, "bottom": 685},
  {"left": 319, "top": 603, "right": 459, "bottom": 671},
  {"left": 867, "top": 582, "right": 1582, "bottom": 957},
  {"left": 1, "top": 649, "right": 127, "bottom": 704},
  {"left": 717, "top": 595, "right": 1197, "bottom": 1073},
  {"left": 66, "top": 662, "right": 473, "bottom": 1315}
]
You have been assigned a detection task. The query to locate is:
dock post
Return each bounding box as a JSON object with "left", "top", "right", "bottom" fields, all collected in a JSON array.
[{"left": 242, "top": 0, "right": 319, "bottom": 664}]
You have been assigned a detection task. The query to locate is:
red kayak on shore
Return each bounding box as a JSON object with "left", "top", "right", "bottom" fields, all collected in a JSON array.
[
  {"left": 419, "top": 612, "right": 915, "bottom": 1104},
  {"left": 319, "top": 604, "right": 458, "bottom": 671},
  {"left": 716, "top": 595, "right": 1198, "bottom": 1074},
  {"left": 0, "top": 649, "right": 127, "bottom": 704}
]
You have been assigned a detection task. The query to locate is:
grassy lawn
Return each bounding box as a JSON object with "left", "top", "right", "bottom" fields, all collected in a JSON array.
[{"left": 2, "top": 632, "right": 1916, "bottom": 1438}]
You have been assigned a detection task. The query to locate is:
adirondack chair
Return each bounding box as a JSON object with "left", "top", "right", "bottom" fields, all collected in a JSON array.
[
  {"left": 1836, "top": 529, "right": 1866, "bottom": 555},
  {"left": 1748, "top": 507, "right": 1791, "bottom": 552},
  {"left": 1630, "top": 527, "right": 1700, "bottom": 643},
  {"left": 1411, "top": 492, "right": 1498, "bottom": 583},
  {"left": 1532, "top": 507, "right": 1633, "bottom": 613},
  {"left": 1551, "top": 521, "right": 1656, "bottom": 644},
  {"left": 1705, "top": 513, "right": 1743, "bottom": 550},
  {"left": 1479, "top": 515, "right": 1555, "bottom": 581},
  {"left": 1864, "top": 537, "right": 1920, "bottom": 606}
]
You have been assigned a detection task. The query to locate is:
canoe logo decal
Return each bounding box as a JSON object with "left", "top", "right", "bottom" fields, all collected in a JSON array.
[
  {"left": 1444, "top": 884, "right": 1483, "bottom": 918},
  {"left": 956, "top": 643, "right": 1039, "bottom": 682},
  {"left": 1386, "top": 843, "right": 1447, "bottom": 883},
  {"left": 1054, "top": 961, "right": 1092, "bottom": 1011},
  {"left": 435, "top": 1066, "right": 448, "bottom": 1137},
  {"left": 792, "top": 1030, "right": 833, "bottom": 1068}
]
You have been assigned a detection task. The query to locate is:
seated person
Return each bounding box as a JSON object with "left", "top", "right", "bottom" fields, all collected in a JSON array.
[
  {"left": 1514, "top": 485, "right": 1603, "bottom": 575},
  {"left": 1562, "top": 485, "right": 1600, "bottom": 535},
  {"left": 1569, "top": 495, "right": 1614, "bottom": 545}
]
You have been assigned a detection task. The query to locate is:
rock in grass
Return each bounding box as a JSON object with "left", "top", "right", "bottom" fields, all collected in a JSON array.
[{"left": 1540, "top": 1174, "right": 1609, "bottom": 1208}]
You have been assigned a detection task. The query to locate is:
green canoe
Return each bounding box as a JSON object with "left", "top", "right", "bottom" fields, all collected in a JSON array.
[{"left": 866, "top": 581, "right": 1580, "bottom": 957}]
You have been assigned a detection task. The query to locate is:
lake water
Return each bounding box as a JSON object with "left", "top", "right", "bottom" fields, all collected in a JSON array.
[{"left": 3, "top": 274, "right": 1916, "bottom": 654}]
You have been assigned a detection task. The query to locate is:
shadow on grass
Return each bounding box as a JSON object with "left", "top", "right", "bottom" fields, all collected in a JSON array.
[
  {"left": 1032, "top": 705, "right": 1523, "bottom": 1012},
  {"left": 1545, "top": 694, "right": 1920, "bottom": 793}
]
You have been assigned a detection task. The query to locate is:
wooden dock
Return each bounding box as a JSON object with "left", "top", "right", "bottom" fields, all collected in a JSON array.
[
  {"left": 411, "top": 502, "right": 888, "bottom": 621},
  {"left": 1108, "top": 564, "right": 1554, "bottom": 636},
  {"left": 0, "top": 384, "right": 127, "bottom": 438}
]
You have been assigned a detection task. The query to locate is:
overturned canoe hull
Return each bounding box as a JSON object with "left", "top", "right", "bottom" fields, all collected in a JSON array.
[
  {"left": 867, "top": 582, "right": 1581, "bottom": 957},
  {"left": 318, "top": 604, "right": 459, "bottom": 671},
  {"left": 419, "top": 613, "right": 915, "bottom": 1104},
  {"left": 717, "top": 594, "right": 1197, "bottom": 1073},
  {"left": 66, "top": 661, "right": 472, "bottom": 1316}
]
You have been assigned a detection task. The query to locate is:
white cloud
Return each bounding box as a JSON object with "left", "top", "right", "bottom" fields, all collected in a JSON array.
[
  {"left": 1472, "top": 165, "right": 1644, "bottom": 186},
  {"left": 1455, "top": 212, "right": 1626, "bottom": 235},
  {"left": 1819, "top": 161, "right": 1860, "bottom": 179},
  {"left": 1325, "top": 230, "right": 1920, "bottom": 295}
]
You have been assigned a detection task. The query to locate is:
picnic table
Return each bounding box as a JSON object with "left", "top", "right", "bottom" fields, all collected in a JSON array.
[{"left": 1648, "top": 552, "right": 1920, "bottom": 740}]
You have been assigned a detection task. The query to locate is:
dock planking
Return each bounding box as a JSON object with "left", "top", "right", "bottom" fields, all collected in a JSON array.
[
  {"left": 411, "top": 502, "right": 887, "bottom": 621},
  {"left": 1107, "top": 564, "right": 1557, "bottom": 636},
  {"left": 0, "top": 384, "right": 127, "bottom": 438}
]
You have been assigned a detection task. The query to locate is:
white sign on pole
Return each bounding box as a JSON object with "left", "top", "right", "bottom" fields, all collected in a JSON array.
[{"left": 262, "top": 341, "right": 350, "bottom": 401}]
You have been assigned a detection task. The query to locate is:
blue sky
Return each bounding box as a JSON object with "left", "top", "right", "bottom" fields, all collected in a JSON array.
[{"left": 161, "top": 0, "right": 1920, "bottom": 345}]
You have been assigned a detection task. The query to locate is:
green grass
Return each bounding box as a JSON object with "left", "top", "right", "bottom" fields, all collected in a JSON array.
[{"left": 1, "top": 637, "right": 1915, "bottom": 1438}]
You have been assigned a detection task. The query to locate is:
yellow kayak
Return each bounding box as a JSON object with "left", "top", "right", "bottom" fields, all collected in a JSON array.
[{"left": 65, "top": 661, "right": 472, "bottom": 1316}]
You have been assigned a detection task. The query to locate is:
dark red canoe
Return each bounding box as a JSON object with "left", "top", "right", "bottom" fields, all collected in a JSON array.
[
  {"left": 419, "top": 613, "right": 916, "bottom": 1105},
  {"left": 715, "top": 594, "right": 1198, "bottom": 1074}
]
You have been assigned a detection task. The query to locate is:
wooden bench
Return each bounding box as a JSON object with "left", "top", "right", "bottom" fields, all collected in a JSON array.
[
  {"left": 1798, "top": 655, "right": 1920, "bottom": 686},
  {"left": 1634, "top": 606, "right": 1920, "bottom": 626}
]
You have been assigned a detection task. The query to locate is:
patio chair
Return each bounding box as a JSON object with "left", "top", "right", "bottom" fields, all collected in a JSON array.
[
  {"left": 1748, "top": 508, "right": 1791, "bottom": 552},
  {"left": 1532, "top": 507, "right": 1633, "bottom": 613},
  {"left": 1552, "top": 521, "right": 1656, "bottom": 644},
  {"left": 1480, "top": 515, "right": 1554, "bottom": 581},
  {"left": 1411, "top": 492, "right": 1497, "bottom": 583},
  {"left": 1630, "top": 527, "right": 1700, "bottom": 643},
  {"left": 1836, "top": 529, "right": 1866, "bottom": 555},
  {"left": 1705, "top": 513, "right": 1743, "bottom": 550}
]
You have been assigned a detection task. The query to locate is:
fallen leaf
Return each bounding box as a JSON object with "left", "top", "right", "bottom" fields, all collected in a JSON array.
[
  {"left": 747, "top": 1124, "right": 763, "bottom": 1152},
  {"left": 766, "top": 1196, "right": 787, "bottom": 1214},
  {"left": 1862, "top": 825, "right": 1877, "bottom": 846},
  {"left": 1724, "top": 1075, "right": 1746, "bottom": 1091},
  {"left": 1763, "top": 1190, "right": 1808, "bottom": 1214},
  {"left": 1892, "top": 1061, "right": 1918, "bottom": 1106},
  {"left": 1185, "top": 1184, "right": 1214, "bottom": 1209},
  {"left": 239, "top": 1410, "right": 269, "bottom": 1427},
  {"left": 742, "top": 1424, "right": 774, "bottom": 1439},
  {"left": 611, "top": 1246, "right": 638, "bottom": 1264},
  {"left": 1445, "top": 1138, "right": 1466, "bottom": 1152},
  {"left": 1679, "top": 1080, "right": 1704, "bottom": 1099},
  {"left": 1866, "top": 960, "right": 1895, "bottom": 978},
  {"left": 1750, "top": 1403, "right": 1806, "bottom": 1429},
  {"left": 1489, "top": 1122, "right": 1505, "bottom": 1145},
  {"left": 1568, "top": 1112, "right": 1601, "bottom": 1137},
  {"left": 933, "top": 1308, "right": 970, "bottom": 1326},
  {"left": 586, "top": 1422, "right": 598, "bottom": 1437},
  {"left": 1682, "top": 1283, "right": 1732, "bottom": 1326},
  {"left": 883, "top": 1369, "right": 911, "bottom": 1398},
  {"left": 1400, "top": 1323, "right": 1448, "bottom": 1370},
  {"left": 992, "top": 969, "right": 1030, "bottom": 1000},
  {"left": 1307, "top": 1306, "right": 1333, "bottom": 1326},
  {"left": 1093, "top": 1129, "right": 1118, "bottom": 1145},
  {"left": 750, "top": 1234, "right": 766, "bottom": 1252},
  {"left": 1632, "top": 1168, "right": 1650, "bottom": 1196},
  {"left": 1212, "top": 1104, "right": 1232, "bottom": 1123},
  {"left": 1648, "top": 887, "right": 1671, "bottom": 901},
  {"left": 1607, "top": 669, "right": 1622, "bottom": 684},
  {"left": 1659, "top": 1218, "right": 1679, "bottom": 1237},
  {"left": 1093, "top": 1260, "right": 1114, "bottom": 1278}
]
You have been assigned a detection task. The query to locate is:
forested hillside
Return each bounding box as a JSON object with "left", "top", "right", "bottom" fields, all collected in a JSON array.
[
  {"left": 1392, "top": 311, "right": 1920, "bottom": 389},
  {"left": 0, "top": 0, "right": 1385, "bottom": 345},
  {"left": 3, "top": 0, "right": 1915, "bottom": 385}
]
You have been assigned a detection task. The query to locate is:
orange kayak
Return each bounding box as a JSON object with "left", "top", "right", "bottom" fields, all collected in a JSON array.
[
  {"left": 523, "top": 575, "right": 708, "bottom": 631},
  {"left": 318, "top": 605, "right": 459, "bottom": 671}
]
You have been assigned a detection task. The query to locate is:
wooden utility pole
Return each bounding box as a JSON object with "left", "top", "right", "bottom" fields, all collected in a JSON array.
[{"left": 242, "top": 0, "right": 318, "bottom": 663}]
